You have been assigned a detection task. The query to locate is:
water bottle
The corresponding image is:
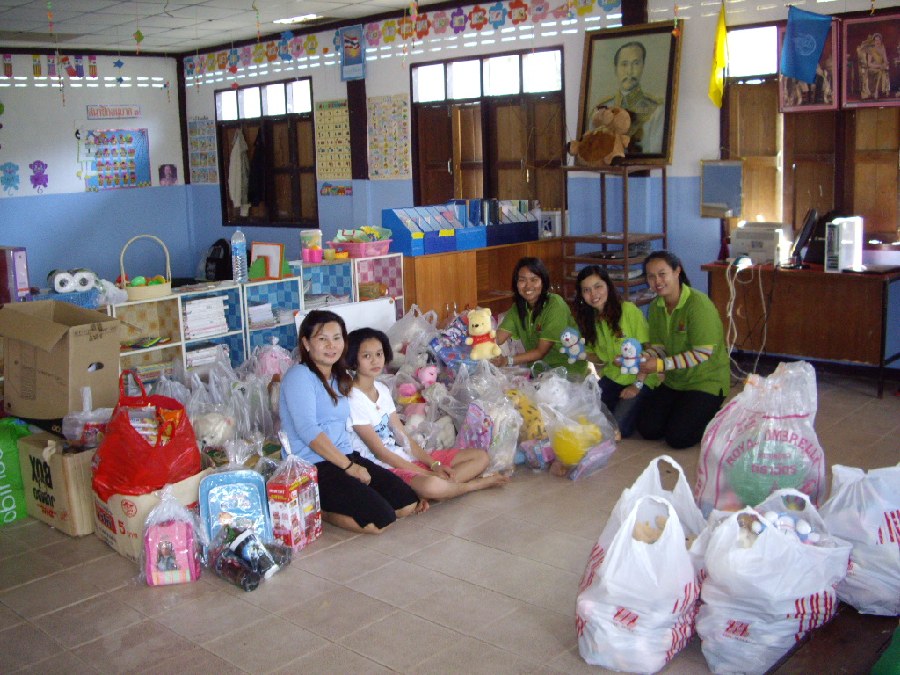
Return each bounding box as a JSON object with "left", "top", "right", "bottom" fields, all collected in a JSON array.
[{"left": 231, "top": 228, "right": 248, "bottom": 283}]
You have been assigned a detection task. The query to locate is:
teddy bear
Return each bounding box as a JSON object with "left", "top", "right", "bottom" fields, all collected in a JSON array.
[
  {"left": 465, "top": 307, "right": 501, "bottom": 360},
  {"left": 559, "top": 326, "right": 587, "bottom": 364},
  {"left": 567, "top": 105, "right": 631, "bottom": 167},
  {"left": 620, "top": 337, "right": 643, "bottom": 375}
]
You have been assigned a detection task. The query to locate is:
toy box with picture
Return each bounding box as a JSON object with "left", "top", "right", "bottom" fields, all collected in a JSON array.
[{"left": 266, "top": 451, "right": 322, "bottom": 552}]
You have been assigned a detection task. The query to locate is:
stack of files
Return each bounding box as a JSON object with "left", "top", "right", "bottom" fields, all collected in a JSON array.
[
  {"left": 248, "top": 302, "right": 278, "bottom": 328},
  {"left": 183, "top": 296, "right": 228, "bottom": 339},
  {"left": 185, "top": 342, "right": 229, "bottom": 369}
]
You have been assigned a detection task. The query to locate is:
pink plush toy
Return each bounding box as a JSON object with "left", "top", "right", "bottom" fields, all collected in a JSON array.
[{"left": 396, "top": 364, "right": 439, "bottom": 417}]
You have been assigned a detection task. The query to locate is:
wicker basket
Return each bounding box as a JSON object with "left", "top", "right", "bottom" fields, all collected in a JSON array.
[{"left": 119, "top": 234, "right": 173, "bottom": 301}]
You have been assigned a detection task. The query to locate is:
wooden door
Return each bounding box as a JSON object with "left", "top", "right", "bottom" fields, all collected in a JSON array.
[
  {"left": 453, "top": 103, "right": 484, "bottom": 200},
  {"left": 415, "top": 104, "right": 454, "bottom": 205},
  {"left": 489, "top": 99, "right": 531, "bottom": 200}
]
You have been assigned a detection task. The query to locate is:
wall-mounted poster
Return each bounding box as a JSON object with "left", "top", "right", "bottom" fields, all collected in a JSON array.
[
  {"left": 842, "top": 11, "right": 900, "bottom": 108},
  {"left": 315, "top": 100, "right": 352, "bottom": 180},
  {"left": 367, "top": 94, "right": 411, "bottom": 180},
  {"left": 338, "top": 25, "right": 366, "bottom": 81},
  {"left": 188, "top": 117, "right": 218, "bottom": 184},
  {"left": 83, "top": 128, "right": 150, "bottom": 191}
]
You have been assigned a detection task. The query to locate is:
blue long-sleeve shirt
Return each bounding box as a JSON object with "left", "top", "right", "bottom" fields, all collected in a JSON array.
[{"left": 279, "top": 363, "right": 351, "bottom": 464}]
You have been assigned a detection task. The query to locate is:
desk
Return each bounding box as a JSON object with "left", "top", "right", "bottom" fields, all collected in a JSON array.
[{"left": 702, "top": 262, "right": 900, "bottom": 397}]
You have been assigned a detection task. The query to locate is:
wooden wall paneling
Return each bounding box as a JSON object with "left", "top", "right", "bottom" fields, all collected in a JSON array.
[{"left": 850, "top": 108, "right": 899, "bottom": 235}]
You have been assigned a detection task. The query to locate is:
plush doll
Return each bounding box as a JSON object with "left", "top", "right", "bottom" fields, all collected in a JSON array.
[
  {"left": 506, "top": 389, "right": 546, "bottom": 440},
  {"left": 567, "top": 105, "right": 632, "bottom": 167},
  {"left": 396, "top": 364, "right": 438, "bottom": 417},
  {"left": 465, "top": 307, "right": 502, "bottom": 360},
  {"left": 559, "top": 327, "right": 587, "bottom": 364},
  {"left": 193, "top": 411, "right": 237, "bottom": 451},
  {"left": 620, "top": 338, "right": 643, "bottom": 375}
]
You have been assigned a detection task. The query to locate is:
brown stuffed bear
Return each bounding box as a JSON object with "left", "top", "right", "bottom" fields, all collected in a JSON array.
[{"left": 567, "top": 105, "right": 632, "bottom": 167}]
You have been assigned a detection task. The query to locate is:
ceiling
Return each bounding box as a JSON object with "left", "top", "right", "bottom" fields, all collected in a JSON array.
[{"left": 0, "top": 0, "right": 442, "bottom": 55}]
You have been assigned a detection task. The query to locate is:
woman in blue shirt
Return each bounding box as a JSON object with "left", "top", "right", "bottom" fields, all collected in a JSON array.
[{"left": 279, "top": 310, "right": 420, "bottom": 533}]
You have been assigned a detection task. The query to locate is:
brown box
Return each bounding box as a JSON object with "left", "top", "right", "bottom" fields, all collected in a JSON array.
[
  {"left": 0, "top": 301, "right": 119, "bottom": 419},
  {"left": 18, "top": 432, "right": 95, "bottom": 536}
]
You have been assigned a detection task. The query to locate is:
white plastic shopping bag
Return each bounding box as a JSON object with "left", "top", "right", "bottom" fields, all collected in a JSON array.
[
  {"left": 696, "top": 490, "right": 851, "bottom": 674},
  {"left": 820, "top": 464, "right": 900, "bottom": 616},
  {"left": 576, "top": 496, "right": 701, "bottom": 673}
]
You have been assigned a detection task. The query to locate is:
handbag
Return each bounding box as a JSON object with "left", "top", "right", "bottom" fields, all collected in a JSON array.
[{"left": 92, "top": 371, "right": 202, "bottom": 502}]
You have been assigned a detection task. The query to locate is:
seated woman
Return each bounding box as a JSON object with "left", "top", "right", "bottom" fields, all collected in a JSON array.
[
  {"left": 491, "top": 257, "right": 586, "bottom": 376},
  {"left": 279, "top": 310, "right": 421, "bottom": 534},
  {"left": 635, "top": 251, "right": 731, "bottom": 449},
  {"left": 346, "top": 328, "right": 508, "bottom": 504},
  {"left": 572, "top": 265, "right": 655, "bottom": 438}
]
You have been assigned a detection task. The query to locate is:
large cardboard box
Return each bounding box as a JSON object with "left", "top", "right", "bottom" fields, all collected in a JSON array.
[
  {"left": 93, "top": 469, "right": 212, "bottom": 562},
  {"left": 17, "top": 432, "right": 96, "bottom": 536},
  {"left": 0, "top": 301, "right": 119, "bottom": 419}
]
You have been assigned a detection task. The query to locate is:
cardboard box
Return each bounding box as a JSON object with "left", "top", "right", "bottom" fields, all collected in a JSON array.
[
  {"left": 93, "top": 468, "right": 212, "bottom": 561},
  {"left": 17, "top": 432, "right": 96, "bottom": 536},
  {"left": 0, "top": 301, "right": 120, "bottom": 419}
]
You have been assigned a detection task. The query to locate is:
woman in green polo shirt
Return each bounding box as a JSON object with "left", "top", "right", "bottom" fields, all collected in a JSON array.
[
  {"left": 492, "top": 257, "right": 585, "bottom": 375},
  {"left": 635, "top": 250, "right": 730, "bottom": 449},
  {"left": 573, "top": 265, "right": 654, "bottom": 437}
]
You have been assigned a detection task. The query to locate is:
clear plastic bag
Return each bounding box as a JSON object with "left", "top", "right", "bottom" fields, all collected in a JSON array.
[
  {"left": 153, "top": 374, "right": 191, "bottom": 406},
  {"left": 386, "top": 304, "right": 440, "bottom": 369},
  {"left": 61, "top": 386, "right": 113, "bottom": 449},
  {"left": 139, "top": 484, "right": 202, "bottom": 586},
  {"left": 697, "top": 361, "right": 826, "bottom": 516},
  {"left": 267, "top": 444, "right": 323, "bottom": 552}
]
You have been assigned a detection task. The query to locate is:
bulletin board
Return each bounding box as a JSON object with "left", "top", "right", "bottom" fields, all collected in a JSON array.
[
  {"left": 314, "top": 100, "right": 352, "bottom": 180},
  {"left": 366, "top": 94, "right": 411, "bottom": 180},
  {"left": 80, "top": 128, "right": 151, "bottom": 191}
]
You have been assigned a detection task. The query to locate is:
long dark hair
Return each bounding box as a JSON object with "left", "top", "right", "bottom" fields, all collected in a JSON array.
[
  {"left": 643, "top": 250, "right": 690, "bottom": 287},
  {"left": 573, "top": 265, "right": 623, "bottom": 346},
  {"left": 511, "top": 257, "right": 551, "bottom": 323},
  {"left": 345, "top": 327, "right": 393, "bottom": 371},
  {"left": 297, "top": 310, "right": 352, "bottom": 403}
]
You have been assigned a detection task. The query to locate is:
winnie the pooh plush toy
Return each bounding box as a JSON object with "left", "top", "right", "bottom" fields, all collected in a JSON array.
[
  {"left": 465, "top": 307, "right": 502, "bottom": 360},
  {"left": 567, "top": 105, "right": 631, "bottom": 167}
]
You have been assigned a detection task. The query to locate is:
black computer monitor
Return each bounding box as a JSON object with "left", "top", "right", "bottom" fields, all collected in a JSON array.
[
  {"left": 783, "top": 208, "right": 817, "bottom": 268},
  {"left": 803, "top": 209, "right": 842, "bottom": 266}
]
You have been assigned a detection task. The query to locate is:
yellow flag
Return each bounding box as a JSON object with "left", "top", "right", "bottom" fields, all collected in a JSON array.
[{"left": 708, "top": 1, "right": 728, "bottom": 108}]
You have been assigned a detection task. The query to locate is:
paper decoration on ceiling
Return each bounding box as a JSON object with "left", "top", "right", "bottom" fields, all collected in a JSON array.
[
  {"left": 488, "top": 2, "right": 508, "bottom": 30},
  {"left": 133, "top": 29, "right": 144, "bottom": 54},
  {"left": 29, "top": 160, "right": 49, "bottom": 193},
  {"left": 113, "top": 59, "right": 124, "bottom": 68},
  {"left": 3, "top": 54, "right": 11, "bottom": 78},
  {"left": 0, "top": 162, "right": 18, "bottom": 195}
]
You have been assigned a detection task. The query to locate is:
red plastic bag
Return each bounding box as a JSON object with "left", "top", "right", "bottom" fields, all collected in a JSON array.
[{"left": 92, "top": 371, "right": 202, "bottom": 502}]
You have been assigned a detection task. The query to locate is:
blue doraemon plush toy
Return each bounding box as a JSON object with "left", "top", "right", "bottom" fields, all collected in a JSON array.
[
  {"left": 559, "top": 326, "right": 587, "bottom": 364},
  {"left": 620, "top": 337, "right": 643, "bottom": 375}
]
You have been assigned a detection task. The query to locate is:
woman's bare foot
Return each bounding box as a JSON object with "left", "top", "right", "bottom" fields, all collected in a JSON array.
[
  {"left": 470, "top": 473, "right": 511, "bottom": 490},
  {"left": 415, "top": 499, "right": 430, "bottom": 514},
  {"left": 549, "top": 460, "right": 570, "bottom": 477}
]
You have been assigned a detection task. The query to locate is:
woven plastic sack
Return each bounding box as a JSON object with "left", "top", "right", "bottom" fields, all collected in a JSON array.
[{"left": 696, "top": 361, "right": 825, "bottom": 516}]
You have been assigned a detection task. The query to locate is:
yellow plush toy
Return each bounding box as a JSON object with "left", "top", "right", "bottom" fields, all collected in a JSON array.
[
  {"left": 466, "top": 307, "right": 502, "bottom": 360},
  {"left": 507, "top": 389, "right": 546, "bottom": 440}
]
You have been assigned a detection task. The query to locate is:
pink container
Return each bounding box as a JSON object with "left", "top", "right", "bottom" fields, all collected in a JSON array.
[
  {"left": 301, "top": 248, "right": 323, "bottom": 263},
  {"left": 327, "top": 239, "right": 392, "bottom": 258}
]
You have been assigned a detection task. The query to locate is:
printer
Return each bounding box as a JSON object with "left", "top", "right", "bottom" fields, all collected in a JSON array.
[{"left": 730, "top": 222, "right": 793, "bottom": 266}]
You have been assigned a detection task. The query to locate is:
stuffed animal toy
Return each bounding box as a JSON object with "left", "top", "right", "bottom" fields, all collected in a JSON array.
[
  {"left": 567, "top": 105, "right": 632, "bottom": 167},
  {"left": 507, "top": 389, "right": 546, "bottom": 440},
  {"left": 465, "top": 307, "right": 502, "bottom": 360},
  {"left": 620, "top": 338, "right": 643, "bottom": 375},
  {"left": 396, "top": 364, "right": 439, "bottom": 417},
  {"left": 193, "top": 411, "right": 237, "bottom": 451},
  {"left": 559, "top": 327, "right": 587, "bottom": 364}
]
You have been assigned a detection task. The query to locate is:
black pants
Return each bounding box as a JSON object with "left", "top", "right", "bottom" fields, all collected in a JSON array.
[{"left": 636, "top": 384, "right": 725, "bottom": 450}]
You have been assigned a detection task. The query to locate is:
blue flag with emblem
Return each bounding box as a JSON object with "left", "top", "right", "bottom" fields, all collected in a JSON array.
[{"left": 780, "top": 6, "right": 832, "bottom": 83}]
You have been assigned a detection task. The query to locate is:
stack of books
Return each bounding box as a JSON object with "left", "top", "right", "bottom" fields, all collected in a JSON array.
[
  {"left": 248, "top": 302, "right": 278, "bottom": 329},
  {"left": 185, "top": 342, "right": 229, "bottom": 370},
  {"left": 183, "top": 296, "right": 228, "bottom": 339}
]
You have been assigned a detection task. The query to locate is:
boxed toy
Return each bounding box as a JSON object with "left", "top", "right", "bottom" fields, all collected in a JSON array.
[
  {"left": 267, "top": 455, "right": 322, "bottom": 551},
  {"left": 93, "top": 468, "right": 212, "bottom": 561},
  {"left": 18, "top": 432, "right": 95, "bottom": 536},
  {"left": 0, "top": 301, "right": 119, "bottom": 419}
]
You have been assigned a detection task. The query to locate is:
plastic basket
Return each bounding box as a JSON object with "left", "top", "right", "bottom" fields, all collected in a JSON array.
[
  {"left": 327, "top": 239, "right": 392, "bottom": 258},
  {"left": 119, "top": 234, "right": 173, "bottom": 301}
]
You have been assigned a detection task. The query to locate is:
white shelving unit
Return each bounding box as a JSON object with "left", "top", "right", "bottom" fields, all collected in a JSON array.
[{"left": 243, "top": 275, "right": 305, "bottom": 355}]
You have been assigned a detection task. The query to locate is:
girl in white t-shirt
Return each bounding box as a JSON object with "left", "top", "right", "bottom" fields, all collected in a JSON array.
[{"left": 346, "top": 328, "right": 508, "bottom": 505}]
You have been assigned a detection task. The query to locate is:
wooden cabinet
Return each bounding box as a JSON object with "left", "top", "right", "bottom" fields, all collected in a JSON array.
[{"left": 403, "top": 238, "right": 562, "bottom": 323}]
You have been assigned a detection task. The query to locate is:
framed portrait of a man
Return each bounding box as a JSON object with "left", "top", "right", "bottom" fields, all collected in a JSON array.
[
  {"left": 577, "top": 22, "right": 682, "bottom": 165},
  {"left": 842, "top": 12, "right": 900, "bottom": 108}
]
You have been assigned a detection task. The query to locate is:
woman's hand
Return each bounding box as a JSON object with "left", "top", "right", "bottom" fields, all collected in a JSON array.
[
  {"left": 432, "top": 462, "right": 456, "bottom": 481},
  {"left": 620, "top": 384, "right": 640, "bottom": 400},
  {"left": 346, "top": 462, "right": 371, "bottom": 485},
  {"left": 638, "top": 356, "right": 658, "bottom": 375}
]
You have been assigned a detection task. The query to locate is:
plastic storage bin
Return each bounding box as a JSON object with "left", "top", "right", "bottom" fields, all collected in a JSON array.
[{"left": 327, "top": 239, "right": 392, "bottom": 258}]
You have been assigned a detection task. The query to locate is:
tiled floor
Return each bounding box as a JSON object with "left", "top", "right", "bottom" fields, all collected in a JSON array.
[{"left": 1, "top": 370, "right": 897, "bottom": 673}]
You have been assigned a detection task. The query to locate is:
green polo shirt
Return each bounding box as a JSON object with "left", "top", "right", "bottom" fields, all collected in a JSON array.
[
  {"left": 499, "top": 293, "right": 586, "bottom": 374},
  {"left": 590, "top": 301, "right": 656, "bottom": 387},
  {"left": 647, "top": 285, "right": 730, "bottom": 396}
]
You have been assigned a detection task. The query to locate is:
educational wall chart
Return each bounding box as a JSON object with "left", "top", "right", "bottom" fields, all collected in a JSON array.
[
  {"left": 80, "top": 128, "right": 151, "bottom": 191},
  {"left": 187, "top": 117, "right": 218, "bottom": 184},
  {"left": 314, "top": 100, "right": 352, "bottom": 180},
  {"left": 367, "top": 94, "right": 411, "bottom": 180}
]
